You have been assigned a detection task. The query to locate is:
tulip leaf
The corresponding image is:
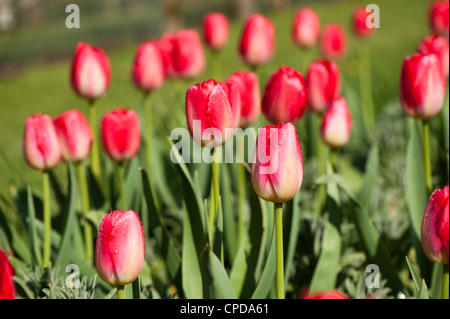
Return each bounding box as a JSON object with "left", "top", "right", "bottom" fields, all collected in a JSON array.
[
  {"left": 417, "top": 279, "right": 430, "bottom": 299},
  {"left": 357, "top": 143, "right": 379, "bottom": 210},
  {"left": 212, "top": 196, "right": 224, "bottom": 264},
  {"left": 405, "top": 256, "right": 423, "bottom": 294},
  {"left": 229, "top": 236, "right": 252, "bottom": 298},
  {"left": 27, "top": 186, "right": 42, "bottom": 268},
  {"left": 220, "top": 163, "right": 238, "bottom": 264}
]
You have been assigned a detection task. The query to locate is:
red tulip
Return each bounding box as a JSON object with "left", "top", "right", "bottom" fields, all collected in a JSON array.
[
  {"left": 352, "top": 7, "right": 375, "bottom": 38},
  {"left": 219, "top": 80, "right": 242, "bottom": 129},
  {"left": 262, "top": 65, "right": 307, "bottom": 124},
  {"left": 399, "top": 53, "right": 446, "bottom": 121},
  {"left": 227, "top": 71, "right": 261, "bottom": 128},
  {"left": 291, "top": 7, "right": 321, "bottom": 48},
  {"left": 132, "top": 41, "right": 165, "bottom": 92},
  {"left": 23, "top": 114, "right": 61, "bottom": 171},
  {"left": 186, "top": 79, "right": 234, "bottom": 148},
  {"left": 320, "top": 23, "right": 347, "bottom": 60},
  {"left": 71, "top": 42, "right": 111, "bottom": 100},
  {"left": 306, "top": 59, "right": 341, "bottom": 114},
  {"left": 429, "top": 0, "right": 449, "bottom": 37},
  {"left": 95, "top": 210, "right": 145, "bottom": 286},
  {"left": 421, "top": 186, "right": 449, "bottom": 265},
  {"left": 418, "top": 34, "right": 449, "bottom": 77},
  {"left": 0, "top": 250, "right": 16, "bottom": 299},
  {"left": 251, "top": 122, "right": 303, "bottom": 203},
  {"left": 239, "top": 14, "right": 276, "bottom": 67},
  {"left": 101, "top": 108, "right": 141, "bottom": 162},
  {"left": 203, "top": 12, "right": 230, "bottom": 51},
  {"left": 53, "top": 110, "right": 93, "bottom": 163},
  {"left": 302, "top": 289, "right": 349, "bottom": 299},
  {"left": 320, "top": 97, "right": 353, "bottom": 149}
]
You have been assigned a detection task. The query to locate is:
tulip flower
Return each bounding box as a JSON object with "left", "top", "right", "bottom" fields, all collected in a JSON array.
[
  {"left": 291, "top": 7, "right": 321, "bottom": 49},
  {"left": 261, "top": 65, "right": 307, "bottom": 124},
  {"left": 251, "top": 122, "right": 303, "bottom": 298},
  {"left": 203, "top": 12, "right": 229, "bottom": 51},
  {"left": 320, "top": 23, "right": 347, "bottom": 61},
  {"left": 429, "top": 1, "right": 449, "bottom": 38},
  {"left": 239, "top": 13, "right": 276, "bottom": 68},
  {"left": 132, "top": 41, "right": 165, "bottom": 92},
  {"left": 23, "top": 114, "right": 61, "bottom": 269},
  {"left": 418, "top": 34, "right": 449, "bottom": 77},
  {"left": 301, "top": 289, "right": 349, "bottom": 299},
  {"left": 306, "top": 59, "right": 341, "bottom": 114},
  {"left": 227, "top": 71, "right": 261, "bottom": 128},
  {"left": 219, "top": 80, "right": 242, "bottom": 129},
  {"left": 320, "top": 97, "right": 353, "bottom": 150},
  {"left": 0, "top": 250, "right": 16, "bottom": 299},
  {"left": 352, "top": 7, "right": 375, "bottom": 38},
  {"left": 95, "top": 209, "right": 145, "bottom": 298}
]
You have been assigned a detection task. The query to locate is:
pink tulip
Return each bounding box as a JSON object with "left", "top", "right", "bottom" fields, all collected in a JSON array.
[
  {"left": 301, "top": 289, "right": 349, "bottom": 299},
  {"left": 219, "top": 80, "right": 242, "bottom": 129},
  {"left": 399, "top": 53, "right": 446, "bottom": 121},
  {"left": 0, "top": 250, "right": 16, "bottom": 299},
  {"left": 23, "top": 114, "right": 61, "bottom": 171},
  {"left": 291, "top": 7, "right": 321, "bottom": 48},
  {"left": 203, "top": 12, "right": 230, "bottom": 51},
  {"left": 251, "top": 122, "right": 303, "bottom": 203},
  {"left": 262, "top": 65, "right": 307, "bottom": 124},
  {"left": 352, "top": 7, "right": 375, "bottom": 38},
  {"left": 95, "top": 210, "right": 146, "bottom": 286},
  {"left": 186, "top": 79, "right": 234, "bottom": 147},
  {"left": 429, "top": 1, "right": 449, "bottom": 37},
  {"left": 227, "top": 71, "right": 261, "bottom": 128},
  {"left": 101, "top": 108, "right": 141, "bottom": 162},
  {"left": 239, "top": 14, "right": 276, "bottom": 67},
  {"left": 418, "top": 34, "right": 449, "bottom": 77},
  {"left": 71, "top": 42, "right": 111, "bottom": 100},
  {"left": 320, "top": 23, "right": 347, "bottom": 60},
  {"left": 306, "top": 59, "right": 341, "bottom": 114},
  {"left": 320, "top": 97, "right": 353, "bottom": 149},
  {"left": 421, "top": 186, "right": 449, "bottom": 265},
  {"left": 132, "top": 40, "right": 165, "bottom": 92},
  {"left": 53, "top": 110, "right": 93, "bottom": 163}
]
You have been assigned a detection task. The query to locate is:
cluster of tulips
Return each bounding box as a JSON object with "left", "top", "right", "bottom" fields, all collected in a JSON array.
[{"left": 1, "top": 0, "right": 449, "bottom": 300}]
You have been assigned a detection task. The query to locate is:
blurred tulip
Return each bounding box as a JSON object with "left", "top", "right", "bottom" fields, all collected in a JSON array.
[
  {"left": 203, "top": 12, "right": 230, "bottom": 51},
  {"left": 320, "top": 23, "right": 347, "bottom": 60},
  {"left": 101, "top": 108, "right": 141, "bottom": 162},
  {"left": 429, "top": 0, "right": 449, "bottom": 37},
  {"left": 421, "top": 186, "right": 449, "bottom": 265},
  {"left": 306, "top": 59, "right": 341, "bottom": 114},
  {"left": 0, "top": 250, "right": 16, "bottom": 299},
  {"left": 302, "top": 289, "right": 349, "bottom": 299},
  {"left": 251, "top": 122, "right": 303, "bottom": 203},
  {"left": 227, "top": 71, "right": 261, "bottom": 127},
  {"left": 132, "top": 41, "right": 165, "bottom": 92},
  {"left": 71, "top": 42, "right": 111, "bottom": 101},
  {"left": 418, "top": 34, "right": 449, "bottom": 77},
  {"left": 262, "top": 65, "right": 307, "bottom": 124},
  {"left": 186, "top": 79, "right": 233, "bottom": 148},
  {"left": 53, "top": 110, "right": 93, "bottom": 163},
  {"left": 95, "top": 210, "right": 145, "bottom": 286},
  {"left": 219, "top": 80, "right": 242, "bottom": 129},
  {"left": 239, "top": 13, "right": 276, "bottom": 67},
  {"left": 320, "top": 97, "right": 353, "bottom": 149},
  {"left": 352, "top": 7, "right": 375, "bottom": 38},
  {"left": 291, "top": 7, "right": 321, "bottom": 48},
  {"left": 23, "top": 114, "right": 61, "bottom": 171},
  {"left": 399, "top": 53, "right": 446, "bottom": 121}
]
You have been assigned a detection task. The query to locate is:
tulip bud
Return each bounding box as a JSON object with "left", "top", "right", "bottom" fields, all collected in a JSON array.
[
  {"left": 239, "top": 14, "right": 276, "bottom": 67},
  {"left": 227, "top": 71, "right": 261, "bottom": 128},
  {"left": 0, "top": 250, "right": 16, "bottom": 299},
  {"left": 262, "top": 66, "right": 307, "bottom": 124},
  {"left": 306, "top": 59, "right": 341, "bottom": 114},
  {"left": 301, "top": 289, "right": 349, "bottom": 299},
  {"left": 399, "top": 53, "right": 446, "bottom": 121},
  {"left": 320, "top": 97, "right": 353, "bottom": 149},
  {"left": 291, "top": 7, "right": 321, "bottom": 49},
  {"left": 352, "top": 7, "right": 375, "bottom": 38},
  {"left": 219, "top": 80, "right": 242, "bottom": 129},
  {"left": 53, "top": 110, "right": 93, "bottom": 164},
  {"left": 23, "top": 114, "right": 61, "bottom": 171},
  {"left": 418, "top": 34, "right": 449, "bottom": 77},
  {"left": 203, "top": 12, "right": 230, "bottom": 51},
  {"left": 320, "top": 23, "right": 347, "bottom": 60},
  {"left": 95, "top": 210, "right": 146, "bottom": 286},
  {"left": 429, "top": 1, "right": 449, "bottom": 37},
  {"left": 71, "top": 42, "right": 111, "bottom": 100},
  {"left": 101, "top": 108, "right": 141, "bottom": 162},
  {"left": 186, "top": 79, "right": 234, "bottom": 148},
  {"left": 421, "top": 186, "right": 449, "bottom": 265},
  {"left": 251, "top": 122, "right": 303, "bottom": 203},
  {"left": 132, "top": 41, "right": 165, "bottom": 92}
]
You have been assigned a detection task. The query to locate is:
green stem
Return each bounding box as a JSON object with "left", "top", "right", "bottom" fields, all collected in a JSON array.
[
  {"left": 442, "top": 264, "right": 449, "bottom": 299},
  {"left": 77, "top": 161, "right": 93, "bottom": 263},
  {"left": 88, "top": 99, "right": 101, "bottom": 183},
  {"left": 116, "top": 285, "right": 125, "bottom": 299},
  {"left": 42, "top": 171, "right": 51, "bottom": 269},
  {"left": 237, "top": 132, "right": 246, "bottom": 245},
  {"left": 317, "top": 113, "right": 325, "bottom": 176},
  {"left": 330, "top": 148, "right": 338, "bottom": 173},
  {"left": 358, "top": 40, "right": 375, "bottom": 137},
  {"left": 275, "top": 202, "right": 284, "bottom": 299},
  {"left": 422, "top": 120, "right": 433, "bottom": 195},
  {"left": 208, "top": 148, "right": 221, "bottom": 245},
  {"left": 118, "top": 163, "right": 127, "bottom": 210},
  {"left": 300, "top": 48, "right": 312, "bottom": 74},
  {"left": 211, "top": 50, "right": 222, "bottom": 80}
]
